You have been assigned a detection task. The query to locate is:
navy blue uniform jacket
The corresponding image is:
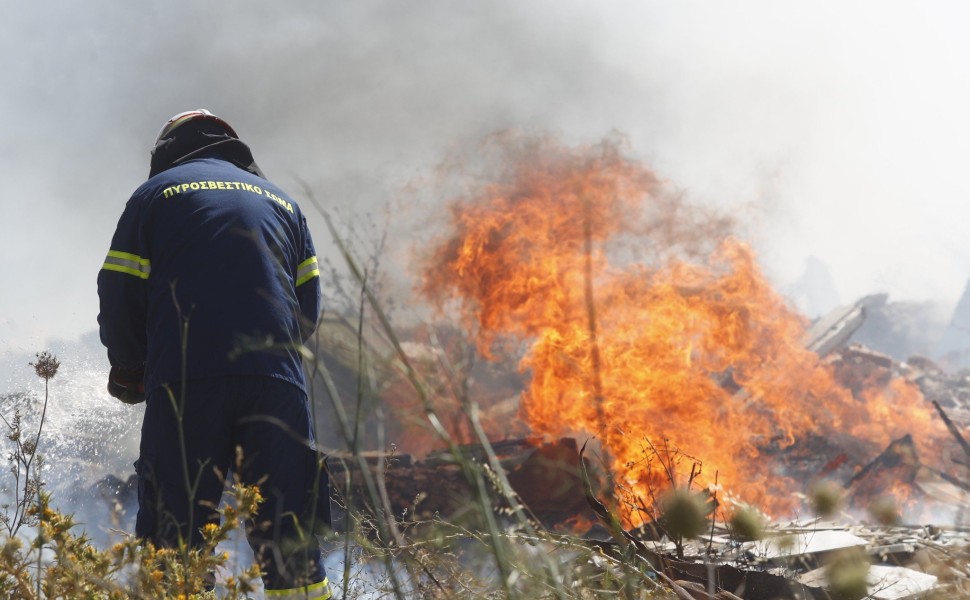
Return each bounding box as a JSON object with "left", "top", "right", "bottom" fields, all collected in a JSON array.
[{"left": 98, "top": 156, "right": 321, "bottom": 395}]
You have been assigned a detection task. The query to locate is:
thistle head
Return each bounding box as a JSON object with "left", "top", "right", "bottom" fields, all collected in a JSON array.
[{"left": 30, "top": 352, "right": 60, "bottom": 381}]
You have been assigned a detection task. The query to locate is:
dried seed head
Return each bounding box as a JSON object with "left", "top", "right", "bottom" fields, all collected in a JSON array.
[
  {"left": 809, "top": 480, "right": 843, "bottom": 519},
  {"left": 868, "top": 496, "right": 900, "bottom": 526},
  {"left": 825, "top": 548, "right": 870, "bottom": 600},
  {"left": 660, "top": 489, "right": 712, "bottom": 539},
  {"left": 729, "top": 506, "right": 767, "bottom": 541},
  {"left": 30, "top": 352, "right": 60, "bottom": 381}
]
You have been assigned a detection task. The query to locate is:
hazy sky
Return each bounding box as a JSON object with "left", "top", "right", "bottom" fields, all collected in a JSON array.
[{"left": 3, "top": 1, "right": 970, "bottom": 371}]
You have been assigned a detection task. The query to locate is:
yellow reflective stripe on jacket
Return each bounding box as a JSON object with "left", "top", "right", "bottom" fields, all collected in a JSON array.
[
  {"left": 295, "top": 256, "right": 319, "bottom": 287},
  {"left": 264, "top": 577, "right": 331, "bottom": 599},
  {"left": 102, "top": 250, "right": 151, "bottom": 279}
]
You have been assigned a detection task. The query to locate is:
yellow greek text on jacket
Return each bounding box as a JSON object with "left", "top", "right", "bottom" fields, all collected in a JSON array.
[{"left": 102, "top": 250, "right": 151, "bottom": 279}]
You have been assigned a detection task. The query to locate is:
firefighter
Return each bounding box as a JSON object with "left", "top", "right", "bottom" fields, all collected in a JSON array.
[{"left": 98, "top": 109, "right": 331, "bottom": 598}]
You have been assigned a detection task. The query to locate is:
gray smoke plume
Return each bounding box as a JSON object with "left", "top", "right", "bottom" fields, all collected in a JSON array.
[{"left": 5, "top": 1, "right": 970, "bottom": 355}]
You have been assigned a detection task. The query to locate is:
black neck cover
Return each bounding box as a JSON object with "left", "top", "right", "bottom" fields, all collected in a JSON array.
[{"left": 149, "top": 121, "right": 264, "bottom": 179}]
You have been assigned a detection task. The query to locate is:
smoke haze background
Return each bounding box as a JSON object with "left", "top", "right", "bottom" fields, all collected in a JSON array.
[{"left": 3, "top": 1, "right": 970, "bottom": 382}]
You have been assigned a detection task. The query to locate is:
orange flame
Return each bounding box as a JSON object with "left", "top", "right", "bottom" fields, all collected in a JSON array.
[{"left": 418, "top": 134, "right": 950, "bottom": 521}]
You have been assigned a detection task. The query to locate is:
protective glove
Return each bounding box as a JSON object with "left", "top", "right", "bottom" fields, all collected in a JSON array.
[{"left": 107, "top": 365, "right": 146, "bottom": 405}]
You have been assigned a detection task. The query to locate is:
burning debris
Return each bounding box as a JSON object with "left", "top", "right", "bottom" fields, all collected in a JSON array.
[
  {"left": 311, "top": 135, "right": 970, "bottom": 596},
  {"left": 319, "top": 311, "right": 970, "bottom": 596},
  {"left": 409, "top": 133, "right": 957, "bottom": 524},
  {"left": 327, "top": 437, "right": 595, "bottom": 528}
]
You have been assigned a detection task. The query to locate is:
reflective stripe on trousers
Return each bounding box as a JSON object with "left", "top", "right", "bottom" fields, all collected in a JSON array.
[{"left": 264, "top": 577, "right": 332, "bottom": 599}]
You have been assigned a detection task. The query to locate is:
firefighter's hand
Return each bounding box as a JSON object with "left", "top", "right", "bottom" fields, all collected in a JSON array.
[{"left": 107, "top": 365, "right": 145, "bottom": 405}]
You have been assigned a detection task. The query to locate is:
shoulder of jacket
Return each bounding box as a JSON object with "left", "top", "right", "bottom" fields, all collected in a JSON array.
[{"left": 127, "top": 179, "right": 164, "bottom": 207}]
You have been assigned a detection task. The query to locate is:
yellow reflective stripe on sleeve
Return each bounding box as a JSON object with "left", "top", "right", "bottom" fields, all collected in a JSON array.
[
  {"left": 102, "top": 250, "right": 151, "bottom": 279},
  {"left": 295, "top": 256, "right": 319, "bottom": 287},
  {"left": 264, "top": 577, "right": 331, "bottom": 599}
]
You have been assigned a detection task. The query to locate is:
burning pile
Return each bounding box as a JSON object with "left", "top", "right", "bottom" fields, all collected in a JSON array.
[{"left": 415, "top": 133, "right": 951, "bottom": 523}]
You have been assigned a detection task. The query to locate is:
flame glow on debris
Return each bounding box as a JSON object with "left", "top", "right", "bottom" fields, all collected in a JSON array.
[{"left": 418, "top": 134, "right": 951, "bottom": 522}]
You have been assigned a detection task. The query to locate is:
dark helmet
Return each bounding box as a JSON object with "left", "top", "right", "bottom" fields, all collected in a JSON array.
[
  {"left": 148, "top": 109, "right": 264, "bottom": 179},
  {"left": 152, "top": 109, "right": 238, "bottom": 148}
]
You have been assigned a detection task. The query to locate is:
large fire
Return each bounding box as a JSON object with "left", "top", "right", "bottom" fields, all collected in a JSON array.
[{"left": 416, "top": 134, "right": 950, "bottom": 522}]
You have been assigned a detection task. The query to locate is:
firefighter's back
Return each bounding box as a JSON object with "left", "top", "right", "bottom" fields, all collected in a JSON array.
[{"left": 134, "top": 156, "right": 310, "bottom": 393}]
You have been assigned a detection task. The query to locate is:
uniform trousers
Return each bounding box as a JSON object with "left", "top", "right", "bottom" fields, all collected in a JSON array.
[{"left": 135, "top": 375, "right": 330, "bottom": 590}]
